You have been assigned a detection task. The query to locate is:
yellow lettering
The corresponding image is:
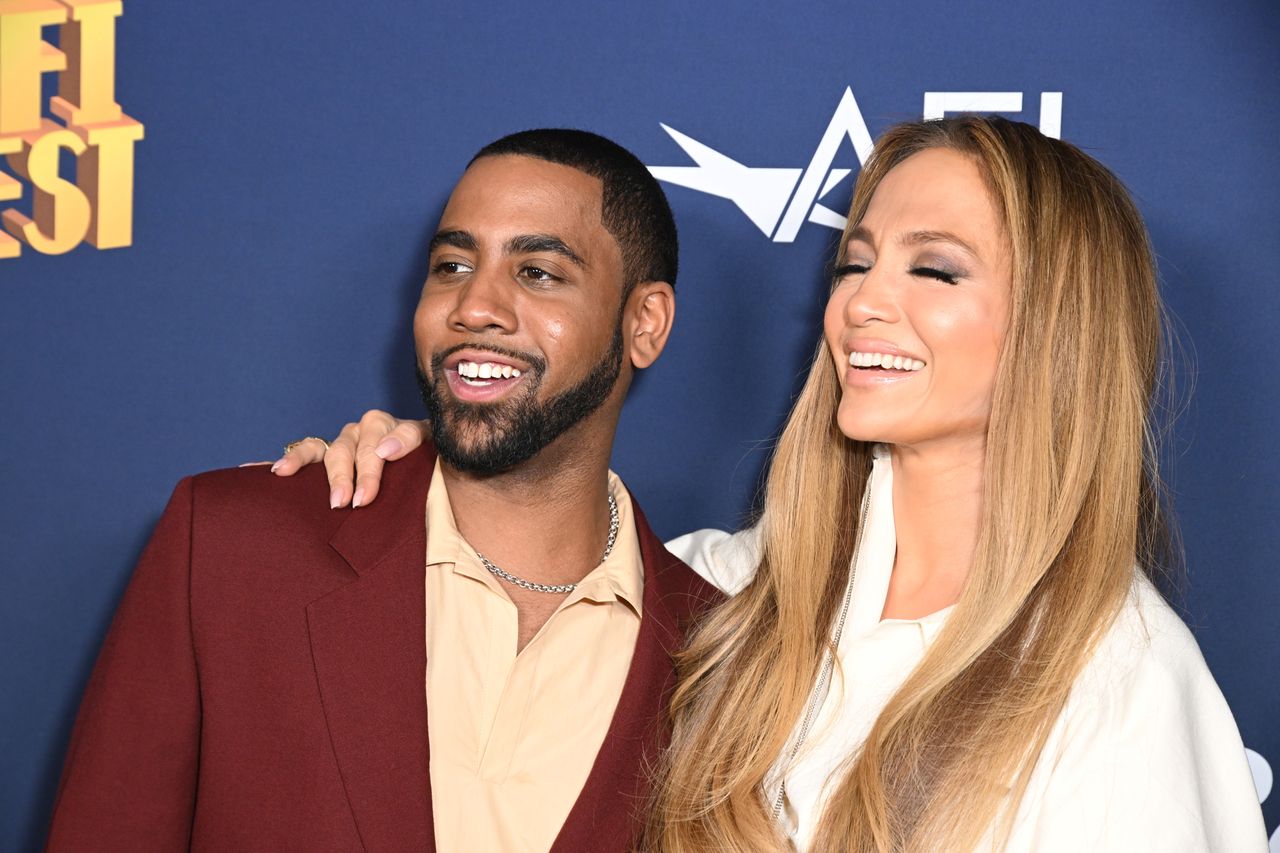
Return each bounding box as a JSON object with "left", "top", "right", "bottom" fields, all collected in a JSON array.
[
  {"left": 0, "top": 0, "right": 68, "bottom": 135},
  {"left": 69, "top": 112, "right": 141, "bottom": 248},
  {"left": 0, "top": 134, "right": 23, "bottom": 257},
  {"left": 49, "top": 0, "right": 124, "bottom": 127},
  {"left": 2, "top": 119, "right": 90, "bottom": 254}
]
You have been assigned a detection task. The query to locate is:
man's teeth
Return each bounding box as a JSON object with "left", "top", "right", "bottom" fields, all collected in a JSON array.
[
  {"left": 457, "top": 361, "right": 521, "bottom": 381},
  {"left": 848, "top": 351, "right": 925, "bottom": 371}
]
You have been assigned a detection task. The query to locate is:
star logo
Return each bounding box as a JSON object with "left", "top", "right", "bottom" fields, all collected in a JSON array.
[{"left": 648, "top": 87, "right": 1063, "bottom": 243}]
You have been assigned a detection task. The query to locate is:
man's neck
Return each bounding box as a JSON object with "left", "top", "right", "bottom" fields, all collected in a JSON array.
[
  {"left": 440, "top": 434, "right": 616, "bottom": 591},
  {"left": 441, "top": 432, "right": 620, "bottom": 653}
]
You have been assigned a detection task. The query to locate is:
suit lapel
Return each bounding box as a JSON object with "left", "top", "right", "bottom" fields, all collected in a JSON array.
[
  {"left": 305, "top": 452, "right": 718, "bottom": 853},
  {"left": 550, "top": 501, "right": 720, "bottom": 853},
  {"left": 306, "top": 445, "right": 438, "bottom": 852}
]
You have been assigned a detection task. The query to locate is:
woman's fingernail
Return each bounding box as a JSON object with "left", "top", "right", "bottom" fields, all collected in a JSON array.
[
  {"left": 375, "top": 437, "right": 403, "bottom": 459},
  {"left": 352, "top": 487, "right": 366, "bottom": 508},
  {"left": 330, "top": 488, "right": 344, "bottom": 509},
  {"left": 270, "top": 459, "right": 283, "bottom": 473}
]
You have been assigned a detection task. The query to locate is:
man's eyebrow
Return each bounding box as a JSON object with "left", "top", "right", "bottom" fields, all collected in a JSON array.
[
  {"left": 428, "top": 230, "right": 477, "bottom": 254},
  {"left": 506, "top": 234, "right": 588, "bottom": 269}
]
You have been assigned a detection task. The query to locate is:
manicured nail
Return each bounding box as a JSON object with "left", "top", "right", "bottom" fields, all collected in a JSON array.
[
  {"left": 352, "top": 487, "right": 366, "bottom": 508},
  {"left": 270, "top": 459, "right": 283, "bottom": 473},
  {"left": 375, "top": 437, "right": 403, "bottom": 459},
  {"left": 330, "top": 488, "right": 344, "bottom": 509}
]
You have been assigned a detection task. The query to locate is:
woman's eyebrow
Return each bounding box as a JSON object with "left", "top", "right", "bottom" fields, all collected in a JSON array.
[
  {"left": 846, "top": 226, "right": 979, "bottom": 259},
  {"left": 846, "top": 225, "right": 874, "bottom": 249},
  {"left": 898, "top": 229, "right": 979, "bottom": 259}
]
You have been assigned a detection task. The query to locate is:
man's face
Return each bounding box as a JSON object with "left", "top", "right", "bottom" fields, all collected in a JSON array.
[{"left": 414, "top": 154, "right": 628, "bottom": 475}]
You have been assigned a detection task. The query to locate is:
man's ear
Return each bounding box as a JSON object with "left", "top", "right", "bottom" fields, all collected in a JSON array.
[{"left": 623, "top": 281, "right": 675, "bottom": 370}]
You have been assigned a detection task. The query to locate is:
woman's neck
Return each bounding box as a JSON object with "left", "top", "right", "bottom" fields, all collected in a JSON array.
[{"left": 882, "top": 438, "right": 986, "bottom": 620}]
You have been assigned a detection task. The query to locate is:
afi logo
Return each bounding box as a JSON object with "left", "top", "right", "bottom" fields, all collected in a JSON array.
[
  {"left": 0, "top": 0, "right": 144, "bottom": 259},
  {"left": 649, "top": 88, "right": 1062, "bottom": 243}
]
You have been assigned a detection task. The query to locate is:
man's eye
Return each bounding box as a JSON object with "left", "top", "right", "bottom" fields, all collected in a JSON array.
[
  {"left": 521, "top": 266, "right": 560, "bottom": 283},
  {"left": 910, "top": 266, "right": 960, "bottom": 285},
  {"left": 432, "top": 260, "right": 472, "bottom": 276}
]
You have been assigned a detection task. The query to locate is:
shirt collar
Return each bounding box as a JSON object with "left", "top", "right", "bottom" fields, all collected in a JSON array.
[
  {"left": 424, "top": 460, "right": 467, "bottom": 571},
  {"left": 853, "top": 444, "right": 953, "bottom": 634},
  {"left": 567, "top": 469, "right": 643, "bottom": 616},
  {"left": 423, "top": 460, "right": 644, "bottom": 616}
]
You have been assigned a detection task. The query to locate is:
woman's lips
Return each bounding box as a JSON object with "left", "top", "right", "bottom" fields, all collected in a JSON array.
[{"left": 842, "top": 364, "right": 924, "bottom": 387}]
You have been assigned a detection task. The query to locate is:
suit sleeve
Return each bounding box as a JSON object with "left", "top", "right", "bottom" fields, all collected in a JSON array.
[{"left": 46, "top": 478, "right": 202, "bottom": 852}]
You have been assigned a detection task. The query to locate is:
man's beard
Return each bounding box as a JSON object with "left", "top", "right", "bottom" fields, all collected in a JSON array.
[{"left": 416, "top": 324, "right": 623, "bottom": 475}]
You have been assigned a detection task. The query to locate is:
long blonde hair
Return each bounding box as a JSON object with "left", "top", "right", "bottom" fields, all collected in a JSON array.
[{"left": 647, "top": 116, "right": 1174, "bottom": 851}]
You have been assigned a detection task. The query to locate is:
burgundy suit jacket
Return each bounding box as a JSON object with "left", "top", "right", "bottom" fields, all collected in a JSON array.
[{"left": 46, "top": 444, "right": 721, "bottom": 852}]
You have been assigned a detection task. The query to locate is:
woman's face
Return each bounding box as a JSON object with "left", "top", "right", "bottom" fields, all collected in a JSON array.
[{"left": 824, "top": 147, "right": 1012, "bottom": 451}]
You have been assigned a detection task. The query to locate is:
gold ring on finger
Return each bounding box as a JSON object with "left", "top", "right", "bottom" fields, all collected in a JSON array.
[{"left": 283, "top": 436, "right": 330, "bottom": 455}]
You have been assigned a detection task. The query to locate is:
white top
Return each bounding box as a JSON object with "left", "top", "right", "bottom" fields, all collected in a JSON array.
[{"left": 665, "top": 446, "right": 1268, "bottom": 852}]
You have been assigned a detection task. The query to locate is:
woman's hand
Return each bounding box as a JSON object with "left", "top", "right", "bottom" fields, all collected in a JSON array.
[{"left": 271, "top": 411, "right": 428, "bottom": 508}]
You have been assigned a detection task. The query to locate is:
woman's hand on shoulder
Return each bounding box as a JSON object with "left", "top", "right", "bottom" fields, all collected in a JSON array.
[{"left": 270, "top": 411, "right": 428, "bottom": 508}]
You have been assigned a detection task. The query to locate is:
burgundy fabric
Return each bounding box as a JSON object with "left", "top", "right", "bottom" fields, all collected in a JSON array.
[
  {"left": 549, "top": 498, "right": 717, "bottom": 853},
  {"left": 46, "top": 445, "right": 721, "bottom": 852}
]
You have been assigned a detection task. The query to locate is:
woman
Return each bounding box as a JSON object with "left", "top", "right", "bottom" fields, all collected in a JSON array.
[{"left": 278, "top": 117, "right": 1266, "bottom": 850}]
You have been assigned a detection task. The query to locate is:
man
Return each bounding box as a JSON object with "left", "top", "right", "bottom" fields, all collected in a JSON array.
[{"left": 47, "top": 129, "right": 720, "bottom": 852}]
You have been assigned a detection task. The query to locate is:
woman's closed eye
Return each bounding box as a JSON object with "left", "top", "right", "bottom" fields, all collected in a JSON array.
[
  {"left": 831, "top": 260, "right": 964, "bottom": 285},
  {"left": 911, "top": 265, "right": 961, "bottom": 285},
  {"left": 831, "top": 262, "right": 870, "bottom": 283}
]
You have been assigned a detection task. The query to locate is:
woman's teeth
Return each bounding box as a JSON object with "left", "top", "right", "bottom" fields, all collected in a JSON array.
[
  {"left": 848, "top": 351, "right": 925, "bottom": 371},
  {"left": 457, "top": 361, "right": 521, "bottom": 382}
]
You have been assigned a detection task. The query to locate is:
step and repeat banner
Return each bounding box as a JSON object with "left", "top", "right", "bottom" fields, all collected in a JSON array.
[{"left": 1, "top": 0, "right": 1276, "bottom": 848}]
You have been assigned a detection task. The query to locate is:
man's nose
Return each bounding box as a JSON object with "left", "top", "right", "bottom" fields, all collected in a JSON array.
[{"left": 448, "top": 269, "right": 517, "bottom": 333}]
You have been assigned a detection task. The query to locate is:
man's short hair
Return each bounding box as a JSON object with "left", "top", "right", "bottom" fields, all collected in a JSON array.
[{"left": 471, "top": 129, "right": 679, "bottom": 292}]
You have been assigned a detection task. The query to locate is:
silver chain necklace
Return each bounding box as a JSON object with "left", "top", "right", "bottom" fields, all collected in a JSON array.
[
  {"left": 770, "top": 483, "right": 873, "bottom": 824},
  {"left": 475, "top": 494, "right": 619, "bottom": 595}
]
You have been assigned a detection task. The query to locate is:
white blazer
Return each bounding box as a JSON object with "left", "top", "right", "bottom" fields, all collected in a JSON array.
[{"left": 666, "top": 446, "right": 1268, "bottom": 852}]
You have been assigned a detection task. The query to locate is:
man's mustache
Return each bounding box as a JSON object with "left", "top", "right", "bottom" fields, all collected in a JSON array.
[{"left": 429, "top": 343, "right": 547, "bottom": 376}]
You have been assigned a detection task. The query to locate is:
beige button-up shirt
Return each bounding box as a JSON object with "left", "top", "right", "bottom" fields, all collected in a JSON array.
[{"left": 423, "top": 461, "right": 644, "bottom": 853}]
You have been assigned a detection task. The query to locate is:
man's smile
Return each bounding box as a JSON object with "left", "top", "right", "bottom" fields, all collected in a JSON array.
[{"left": 440, "top": 347, "right": 537, "bottom": 403}]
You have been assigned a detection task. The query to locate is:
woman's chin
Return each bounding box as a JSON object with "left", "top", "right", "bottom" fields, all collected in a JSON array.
[{"left": 834, "top": 416, "right": 895, "bottom": 446}]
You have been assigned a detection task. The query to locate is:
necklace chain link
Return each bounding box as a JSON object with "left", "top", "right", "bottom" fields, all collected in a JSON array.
[{"left": 476, "top": 494, "right": 619, "bottom": 595}]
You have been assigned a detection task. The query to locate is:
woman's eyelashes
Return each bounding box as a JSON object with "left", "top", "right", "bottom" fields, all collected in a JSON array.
[
  {"left": 831, "top": 262, "right": 870, "bottom": 283},
  {"left": 911, "top": 265, "right": 961, "bottom": 285},
  {"left": 910, "top": 253, "right": 965, "bottom": 284},
  {"left": 830, "top": 260, "right": 964, "bottom": 285}
]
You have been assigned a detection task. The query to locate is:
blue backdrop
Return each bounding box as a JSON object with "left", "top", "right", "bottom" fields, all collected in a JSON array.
[{"left": 2, "top": 1, "right": 1277, "bottom": 848}]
